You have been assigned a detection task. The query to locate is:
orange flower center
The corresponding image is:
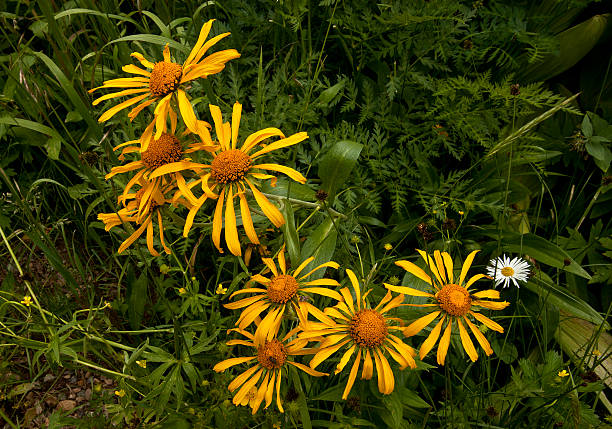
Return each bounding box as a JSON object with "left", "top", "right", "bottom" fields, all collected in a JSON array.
[
  {"left": 501, "top": 267, "right": 515, "bottom": 277},
  {"left": 149, "top": 61, "right": 183, "bottom": 98},
  {"left": 141, "top": 133, "right": 183, "bottom": 170},
  {"left": 267, "top": 274, "right": 299, "bottom": 304},
  {"left": 257, "top": 339, "right": 287, "bottom": 369},
  {"left": 211, "top": 149, "right": 252, "bottom": 184},
  {"left": 437, "top": 284, "right": 471, "bottom": 316},
  {"left": 349, "top": 309, "right": 388, "bottom": 348}
]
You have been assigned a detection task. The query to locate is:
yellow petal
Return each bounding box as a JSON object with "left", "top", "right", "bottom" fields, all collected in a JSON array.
[
  {"left": 212, "top": 190, "right": 225, "bottom": 253},
  {"left": 252, "top": 163, "right": 306, "bottom": 184},
  {"left": 251, "top": 372, "right": 269, "bottom": 414},
  {"left": 394, "top": 260, "right": 433, "bottom": 285},
  {"left": 298, "top": 261, "right": 339, "bottom": 280},
  {"left": 213, "top": 356, "right": 256, "bottom": 372},
  {"left": 361, "top": 349, "right": 373, "bottom": 379},
  {"left": 310, "top": 339, "right": 350, "bottom": 370},
  {"left": 250, "top": 132, "right": 308, "bottom": 159},
  {"left": 335, "top": 344, "right": 356, "bottom": 374},
  {"left": 238, "top": 191, "right": 260, "bottom": 244},
  {"left": 403, "top": 311, "right": 440, "bottom": 337},
  {"left": 231, "top": 101, "right": 242, "bottom": 149},
  {"left": 117, "top": 216, "right": 150, "bottom": 254},
  {"left": 128, "top": 99, "right": 156, "bottom": 120},
  {"left": 92, "top": 87, "right": 149, "bottom": 106},
  {"left": 469, "top": 311, "right": 504, "bottom": 332},
  {"left": 245, "top": 179, "right": 284, "bottom": 227},
  {"left": 292, "top": 257, "right": 315, "bottom": 278},
  {"left": 472, "top": 300, "right": 510, "bottom": 311},
  {"left": 436, "top": 319, "right": 453, "bottom": 366},
  {"left": 419, "top": 315, "right": 445, "bottom": 361},
  {"left": 442, "top": 252, "right": 454, "bottom": 283},
  {"left": 288, "top": 361, "right": 327, "bottom": 377},
  {"left": 457, "top": 318, "right": 478, "bottom": 362},
  {"left": 346, "top": 269, "right": 361, "bottom": 311},
  {"left": 472, "top": 290, "right": 500, "bottom": 299},
  {"left": 278, "top": 247, "right": 286, "bottom": 274},
  {"left": 209, "top": 104, "right": 229, "bottom": 150},
  {"left": 342, "top": 348, "right": 362, "bottom": 400},
  {"left": 122, "top": 64, "right": 151, "bottom": 76},
  {"left": 376, "top": 350, "right": 394, "bottom": 394},
  {"left": 98, "top": 93, "right": 149, "bottom": 122},
  {"left": 300, "top": 287, "right": 342, "bottom": 301},
  {"left": 384, "top": 284, "right": 434, "bottom": 298},
  {"left": 228, "top": 364, "right": 259, "bottom": 392},
  {"left": 130, "top": 52, "right": 155, "bottom": 69},
  {"left": 458, "top": 250, "right": 479, "bottom": 287},
  {"left": 177, "top": 89, "right": 198, "bottom": 134},
  {"left": 233, "top": 368, "right": 263, "bottom": 405},
  {"left": 224, "top": 186, "right": 241, "bottom": 256},
  {"left": 241, "top": 127, "right": 285, "bottom": 153},
  {"left": 264, "top": 371, "right": 275, "bottom": 409},
  {"left": 184, "top": 19, "right": 214, "bottom": 67},
  {"left": 434, "top": 250, "right": 447, "bottom": 283},
  {"left": 464, "top": 316, "right": 493, "bottom": 356},
  {"left": 224, "top": 295, "right": 265, "bottom": 310},
  {"left": 275, "top": 368, "right": 283, "bottom": 413},
  {"left": 465, "top": 274, "right": 488, "bottom": 290},
  {"left": 163, "top": 43, "right": 171, "bottom": 62},
  {"left": 417, "top": 249, "right": 444, "bottom": 288},
  {"left": 339, "top": 287, "right": 355, "bottom": 314}
]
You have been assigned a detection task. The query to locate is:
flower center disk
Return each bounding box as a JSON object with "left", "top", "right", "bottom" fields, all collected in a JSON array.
[
  {"left": 267, "top": 274, "right": 299, "bottom": 304},
  {"left": 257, "top": 339, "right": 287, "bottom": 369},
  {"left": 349, "top": 309, "right": 388, "bottom": 348},
  {"left": 141, "top": 133, "right": 183, "bottom": 170},
  {"left": 211, "top": 149, "right": 252, "bottom": 184},
  {"left": 437, "top": 284, "right": 471, "bottom": 316},
  {"left": 149, "top": 61, "right": 183, "bottom": 98},
  {"left": 501, "top": 267, "right": 515, "bottom": 277}
]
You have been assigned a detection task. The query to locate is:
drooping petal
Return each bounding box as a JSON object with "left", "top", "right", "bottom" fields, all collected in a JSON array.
[
  {"left": 394, "top": 260, "right": 433, "bottom": 286},
  {"left": 436, "top": 319, "right": 453, "bottom": 366},
  {"left": 403, "top": 311, "right": 441, "bottom": 337},
  {"left": 224, "top": 186, "right": 241, "bottom": 256},
  {"left": 442, "top": 252, "right": 454, "bottom": 283},
  {"left": 384, "top": 284, "right": 435, "bottom": 298},
  {"left": 464, "top": 316, "right": 493, "bottom": 355},
  {"left": 227, "top": 364, "right": 259, "bottom": 392},
  {"left": 419, "top": 315, "right": 445, "bottom": 360},
  {"left": 212, "top": 189, "right": 225, "bottom": 252},
  {"left": 465, "top": 274, "right": 488, "bottom": 290},
  {"left": 241, "top": 128, "right": 285, "bottom": 154},
  {"left": 335, "top": 345, "right": 356, "bottom": 374},
  {"left": 130, "top": 52, "right": 155, "bottom": 69},
  {"left": 92, "top": 87, "right": 149, "bottom": 106},
  {"left": 310, "top": 339, "right": 350, "bottom": 369},
  {"left": 341, "top": 348, "right": 362, "bottom": 400},
  {"left": 469, "top": 311, "right": 504, "bottom": 332},
  {"left": 245, "top": 179, "right": 284, "bottom": 227},
  {"left": 361, "top": 349, "right": 373, "bottom": 379},
  {"left": 184, "top": 19, "right": 214, "bottom": 67},
  {"left": 346, "top": 269, "right": 361, "bottom": 311},
  {"left": 250, "top": 132, "right": 308, "bottom": 159},
  {"left": 457, "top": 318, "right": 478, "bottom": 362},
  {"left": 458, "top": 250, "right": 479, "bottom": 287},
  {"left": 98, "top": 93, "right": 150, "bottom": 122},
  {"left": 472, "top": 290, "right": 501, "bottom": 299},
  {"left": 213, "top": 356, "right": 256, "bottom": 372},
  {"left": 298, "top": 261, "right": 340, "bottom": 280},
  {"left": 252, "top": 163, "right": 306, "bottom": 184},
  {"left": 237, "top": 190, "right": 260, "bottom": 244},
  {"left": 231, "top": 101, "right": 241, "bottom": 149}
]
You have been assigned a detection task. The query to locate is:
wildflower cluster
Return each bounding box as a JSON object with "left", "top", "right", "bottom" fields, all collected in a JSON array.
[{"left": 88, "top": 20, "right": 533, "bottom": 416}]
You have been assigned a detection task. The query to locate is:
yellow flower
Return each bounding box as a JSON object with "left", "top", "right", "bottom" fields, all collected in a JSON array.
[
  {"left": 105, "top": 128, "right": 212, "bottom": 223},
  {"left": 558, "top": 369, "right": 569, "bottom": 377},
  {"left": 20, "top": 296, "right": 32, "bottom": 306},
  {"left": 114, "top": 389, "right": 126, "bottom": 397},
  {"left": 98, "top": 180, "right": 190, "bottom": 255},
  {"left": 225, "top": 246, "right": 340, "bottom": 344},
  {"left": 386, "top": 249, "right": 510, "bottom": 366},
  {"left": 178, "top": 287, "right": 187, "bottom": 295},
  {"left": 213, "top": 325, "right": 326, "bottom": 414},
  {"left": 384, "top": 243, "right": 393, "bottom": 251},
  {"left": 136, "top": 360, "right": 147, "bottom": 368},
  {"left": 181, "top": 102, "right": 308, "bottom": 256},
  {"left": 89, "top": 20, "right": 240, "bottom": 139},
  {"left": 458, "top": 211, "right": 465, "bottom": 216},
  {"left": 301, "top": 269, "right": 416, "bottom": 399},
  {"left": 273, "top": 423, "right": 281, "bottom": 429},
  {"left": 216, "top": 284, "right": 228, "bottom": 295}
]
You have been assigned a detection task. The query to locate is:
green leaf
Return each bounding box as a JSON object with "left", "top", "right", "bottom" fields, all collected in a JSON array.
[
  {"left": 491, "top": 339, "right": 518, "bottom": 364},
  {"left": 65, "top": 111, "right": 83, "bottom": 123},
  {"left": 525, "top": 276, "right": 608, "bottom": 327},
  {"left": 45, "top": 136, "right": 61, "bottom": 160},
  {"left": 318, "top": 140, "right": 363, "bottom": 202},
  {"left": 281, "top": 200, "right": 301, "bottom": 268},
  {"left": 104, "top": 34, "right": 190, "bottom": 54},
  {"left": 300, "top": 217, "right": 337, "bottom": 281},
  {"left": 127, "top": 271, "right": 148, "bottom": 330},
  {"left": 582, "top": 114, "right": 593, "bottom": 138},
  {"left": 397, "top": 387, "right": 430, "bottom": 408},
  {"left": 484, "top": 231, "right": 591, "bottom": 279}
]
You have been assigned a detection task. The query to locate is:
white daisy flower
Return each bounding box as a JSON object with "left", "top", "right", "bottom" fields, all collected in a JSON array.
[{"left": 487, "top": 255, "right": 531, "bottom": 288}]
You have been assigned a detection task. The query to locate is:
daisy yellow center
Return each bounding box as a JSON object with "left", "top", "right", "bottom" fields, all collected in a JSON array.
[
  {"left": 437, "top": 284, "right": 471, "bottom": 316},
  {"left": 211, "top": 149, "right": 252, "bottom": 184},
  {"left": 501, "top": 267, "right": 515, "bottom": 277},
  {"left": 141, "top": 133, "right": 183, "bottom": 170},
  {"left": 149, "top": 61, "right": 183, "bottom": 98},
  {"left": 257, "top": 339, "right": 287, "bottom": 369},
  {"left": 267, "top": 274, "right": 299, "bottom": 304},
  {"left": 349, "top": 309, "right": 388, "bottom": 348}
]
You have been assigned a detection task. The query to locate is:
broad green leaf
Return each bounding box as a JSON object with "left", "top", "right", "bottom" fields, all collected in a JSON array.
[
  {"left": 525, "top": 276, "right": 608, "bottom": 328},
  {"left": 281, "top": 200, "right": 301, "bottom": 268},
  {"left": 45, "top": 136, "right": 61, "bottom": 160},
  {"left": 318, "top": 140, "right": 363, "bottom": 202},
  {"left": 300, "top": 217, "right": 338, "bottom": 281},
  {"left": 484, "top": 231, "right": 591, "bottom": 279},
  {"left": 127, "top": 271, "right": 148, "bottom": 330},
  {"left": 522, "top": 14, "right": 610, "bottom": 82},
  {"left": 582, "top": 114, "right": 593, "bottom": 138}
]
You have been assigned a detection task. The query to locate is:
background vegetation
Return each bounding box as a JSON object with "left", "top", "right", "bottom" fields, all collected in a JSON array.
[{"left": 0, "top": 0, "right": 611, "bottom": 427}]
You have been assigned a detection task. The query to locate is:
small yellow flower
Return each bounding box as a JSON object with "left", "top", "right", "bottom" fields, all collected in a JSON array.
[
  {"left": 459, "top": 210, "right": 465, "bottom": 216},
  {"left": 593, "top": 349, "right": 601, "bottom": 356},
  {"left": 273, "top": 423, "right": 281, "bottom": 429},
  {"left": 103, "top": 301, "right": 112, "bottom": 309},
  {"left": 558, "top": 370, "right": 569, "bottom": 378},
  {"left": 178, "top": 287, "right": 187, "bottom": 295},
  {"left": 115, "top": 389, "right": 126, "bottom": 397},
  {"left": 216, "top": 284, "right": 227, "bottom": 295},
  {"left": 20, "top": 296, "right": 32, "bottom": 307},
  {"left": 136, "top": 360, "right": 147, "bottom": 368},
  {"left": 384, "top": 243, "right": 393, "bottom": 251},
  {"left": 160, "top": 264, "right": 170, "bottom": 274}
]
